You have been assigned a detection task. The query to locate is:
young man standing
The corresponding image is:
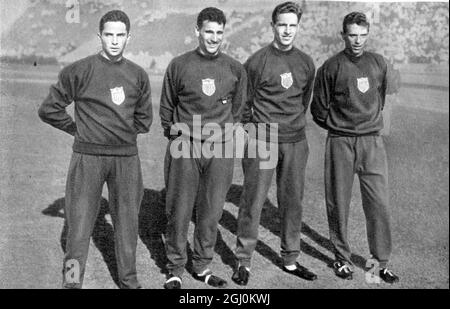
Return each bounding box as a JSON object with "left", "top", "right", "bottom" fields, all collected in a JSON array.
[
  {"left": 311, "top": 12, "right": 399, "bottom": 284},
  {"left": 160, "top": 7, "right": 247, "bottom": 289},
  {"left": 39, "top": 10, "right": 152, "bottom": 289},
  {"left": 232, "top": 2, "right": 317, "bottom": 286}
]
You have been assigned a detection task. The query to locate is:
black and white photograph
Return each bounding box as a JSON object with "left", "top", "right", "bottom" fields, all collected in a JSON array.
[{"left": 0, "top": 0, "right": 448, "bottom": 291}]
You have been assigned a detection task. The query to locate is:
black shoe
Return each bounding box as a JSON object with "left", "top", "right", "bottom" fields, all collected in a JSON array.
[
  {"left": 164, "top": 275, "right": 182, "bottom": 289},
  {"left": 232, "top": 266, "right": 250, "bottom": 286},
  {"left": 283, "top": 263, "right": 318, "bottom": 281},
  {"left": 333, "top": 260, "right": 353, "bottom": 280},
  {"left": 379, "top": 268, "right": 399, "bottom": 284},
  {"left": 193, "top": 269, "right": 228, "bottom": 288}
]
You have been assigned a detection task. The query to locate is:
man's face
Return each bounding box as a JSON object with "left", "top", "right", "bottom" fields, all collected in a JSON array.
[
  {"left": 196, "top": 20, "right": 224, "bottom": 56},
  {"left": 342, "top": 23, "right": 369, "bottom": 57},
  {"left": 271, "top": 12, "right": 299, "bottom": 50},
  {"left": 98, "top": 21, "right": 130, "bottom": 61}
]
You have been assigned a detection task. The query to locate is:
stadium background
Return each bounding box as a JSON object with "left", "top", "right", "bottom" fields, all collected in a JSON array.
[{"left": 0, "top": 0, "right": 448, "bottom": 289}]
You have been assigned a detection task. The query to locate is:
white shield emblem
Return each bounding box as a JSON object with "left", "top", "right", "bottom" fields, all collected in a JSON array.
[
  {"left": 110, "top": 87, "right": 125, "bottom": 105},
  {"left": 202, "top": 79, "right": 216, "bottom": 96},
  {"left": 280, "top": 72, "right": 293, "bottom": 89},
  {"left": 357, "top": 77, "right": 370, "bottom": 93}
]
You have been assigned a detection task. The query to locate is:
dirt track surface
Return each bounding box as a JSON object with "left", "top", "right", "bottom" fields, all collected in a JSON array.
[{"left": 0, "top": 63, "right": 448, "bottom": 289}]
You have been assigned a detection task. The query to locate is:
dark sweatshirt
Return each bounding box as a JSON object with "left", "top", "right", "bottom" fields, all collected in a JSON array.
[
  {"left": 38, "top": 54, "right": 153, "bottom": 156},
  {"left": 243, "top": 44, "right": 315, "bottom": 143},
  {"left": 159, "top": 48, "right": 247, "bottom": 142},
  {"left": 311, "top": 50, "right": 387, "bottom": 136}
]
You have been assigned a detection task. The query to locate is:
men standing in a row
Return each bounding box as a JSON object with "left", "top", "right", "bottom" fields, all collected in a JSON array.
[
  {"left": 39, "top": 10, "right": 152, "bottom": 289},
  {"left": 232, "top": 2, "right": 317, "bottom": 286},
  {"left": 160, "top": 7, "right": 247, "bottom": 289},
  {"left": 311, "top": 12, "right": 399, "bottom": 284}
]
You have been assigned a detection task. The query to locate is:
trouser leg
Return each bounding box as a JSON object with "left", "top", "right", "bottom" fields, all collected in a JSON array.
[
  {"left": 193, "top": 153, "right": 234, "bottom": 274},
  {"left": 357, "top": 136, "right": 392, "bottom": 268},
  {"left": 235, "top": 140, "right": 275, "bottom": 268},
  {"left": 164, "top": 142, "right": 199, "bottom": 277},
  {"left": 325, "top": 136, "right": 356, "bottom": 264},
  {"left": 63, "top": 153, "right": 105, "bottom": 288},
  {"left": 276, "top": 140, "right": 309, "bottom": 266},
  {"left": 106, "top": 155, "right": 143, "bottom": 289}
]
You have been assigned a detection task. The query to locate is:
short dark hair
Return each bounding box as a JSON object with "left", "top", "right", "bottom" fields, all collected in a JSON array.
[
  {"left": 342, "top": 12, "right": 370, "bottom": 33},
  {"left": 271, "top": 2, "right": 303, "bottom": 25},
  {"left": 99, "top": 10, "right": 130, "bottom": 33},
  {"left": 196, "top": 7, "right": 226, "bottom": 28}
]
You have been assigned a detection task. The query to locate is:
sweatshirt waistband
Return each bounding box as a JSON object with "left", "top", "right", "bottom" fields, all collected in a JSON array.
[
  {"left": 251, "top": 127, "right": 306, "bottom": 143},
  {"left": 73, "top": 140, "right": 138, "bottom": 156},
  {"left": 328, "top": 130, "right": 380, "bottom": 137}
]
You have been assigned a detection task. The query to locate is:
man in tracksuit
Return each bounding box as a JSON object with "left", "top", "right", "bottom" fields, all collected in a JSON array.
[
  {"left": 231, "top": 2, "right": 317, "bottom": 286},
  {"left": 159, "top": 7, "right": 247, "bottom": 289},
  {"left": 311, "top": 12, "right": 399, "bottom": 284},
  {"left": 38, "top": 10, "right": 152, "bottom": 289}
]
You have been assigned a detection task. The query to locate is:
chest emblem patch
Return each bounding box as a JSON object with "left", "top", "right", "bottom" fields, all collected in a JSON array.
[
  {"left": 202, "top": 78, "right": 216, "bottom": 96},
  {"left": 280, "top": 72, "right": 293, "bottom": 90},
  {"left": 110, "top": 86, "right": 125, "bottom": 105},
  {"left": 357, "top": 77, "right": 370, "bottom": 93}
]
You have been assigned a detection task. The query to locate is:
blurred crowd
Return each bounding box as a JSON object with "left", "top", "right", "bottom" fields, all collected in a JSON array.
[
  {"left": 1, "top": 1, "right": 448, "bottom": 67},
  {"left": 227, "top": 2, "right": 449, "bottom": 66}
]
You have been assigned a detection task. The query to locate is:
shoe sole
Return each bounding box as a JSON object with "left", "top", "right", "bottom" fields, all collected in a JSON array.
[
  {"left": 232, "top": 278, "right": 248, "bottom": 286},
  {"left": 335, "top": 273, "right": 353, "bottom": 280}
]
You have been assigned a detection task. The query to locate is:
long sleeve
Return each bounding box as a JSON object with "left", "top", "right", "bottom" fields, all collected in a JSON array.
[
  {"left": 241, "top": 59, "right": 257, "bottom": 124},
  {"left": 159, "top": 62, "right": 178, "bottom": 138},
  {"left": 134, "top": 71, "right": 153, "bottom": 134},
  {"left": 38, "top": 67, "right": 77, "bottom": 136},
  {"left": 385, "top": 59, "right": 401, "bottom": 95},
  {"left": 380, "top": 59, "right": 388, "bottom": 110},
  {"left": 302, "top": 61, "right": 316, "bottom": 111},
  {"left": 231, "top": 64, "right": 248, "bottom": 123},
  {"left": 311, "top": 65, "right": 331, "bottom": 130}
]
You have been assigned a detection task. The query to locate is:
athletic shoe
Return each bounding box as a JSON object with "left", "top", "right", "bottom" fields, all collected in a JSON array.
[
  {"left": 333, "top": 260, "right": 353, "bottom": 280},
  {"left": 164, "top": 275, "right": 182, "bottom": 289},
  {"left": 379, "top": 268, "right": 399, "bottom": 284},
  {"left": 193, "top": 269, "right": 228, "bottom": 288},
  {"left": 231, "top": 266, "right": 250, "bottom": 286},
  {"left": 283, "top": 263, "right": 317, "bottom": 281}
]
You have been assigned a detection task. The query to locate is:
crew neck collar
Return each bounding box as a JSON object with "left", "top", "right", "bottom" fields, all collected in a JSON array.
[
  {"left": 343, "top": 49, "right": 365, "bottom": 62},
  {"left": 270, "top": 43, "right": 295, "bottom": 55},
  {"left": 97, "top": 52, "right": 125, "bottom": 65},
  {"left": 195, "top": 47, "right": 221, "bottom": 60}
]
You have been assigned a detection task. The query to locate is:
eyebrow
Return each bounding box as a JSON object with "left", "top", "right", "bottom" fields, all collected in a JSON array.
[
  {"left": 277, "top": 22, "right": 298, "bottom": 26},
  {"left": 103, "top": 32, "right": 127, "bottom": 35}
]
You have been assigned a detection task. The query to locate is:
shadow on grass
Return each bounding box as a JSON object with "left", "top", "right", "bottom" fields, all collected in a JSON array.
[
  {"left": 42, "top": 188, "right": 237, "bottom": 286},
  {"left": 42, "top": 189, "right": 170, "bottom": 287},
  {"left": 41, "top": 182, "right": 367, "bottom": 287},
  {"left": 138, "top": 189, "right": 168, "bottom": 275},
  {"left": 225, "top": 184, "right": 368, "bottom": 270},
  {"left": 42, "top": 197, "right": 120, "bottom": 287}
]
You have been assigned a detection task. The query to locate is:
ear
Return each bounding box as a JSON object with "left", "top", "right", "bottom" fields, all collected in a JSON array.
[
  {"left": 270, "top": 21, "right": 276, "bottom": 33},
  {"left": 126, "top": 33, "right": 131, "bottom": 44},
  {"left": 194, "top": 25, "right": 200, "bottom": 37}
]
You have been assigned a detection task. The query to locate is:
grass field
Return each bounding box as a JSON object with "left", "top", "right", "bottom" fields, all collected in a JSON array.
[{"left": 0, "top": 63, "right": 448, "bottom": 289}]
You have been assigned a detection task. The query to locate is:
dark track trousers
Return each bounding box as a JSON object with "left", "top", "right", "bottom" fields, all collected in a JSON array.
[
  {"left": 63, "top": 153, "right": 143, "bottom": 289},
  {"left": 164, "top": 141, "right": 234, "bottom": 277},
  {"left": 325, "top": 135, "right": 392, "bottom": 268},
  {"left": 235, "top": 139, "right": 309, "bottom": 268}
]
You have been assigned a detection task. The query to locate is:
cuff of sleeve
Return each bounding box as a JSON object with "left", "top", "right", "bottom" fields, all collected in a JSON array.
[
  {"left": 67, "top": 122, "right": 77, "bottom": 136},
  {"left": 164, "top": 127, "right": 181, "bottom": 140},
  {"left": 313, "top": 117, "right": 329, "bottom": 130}
]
